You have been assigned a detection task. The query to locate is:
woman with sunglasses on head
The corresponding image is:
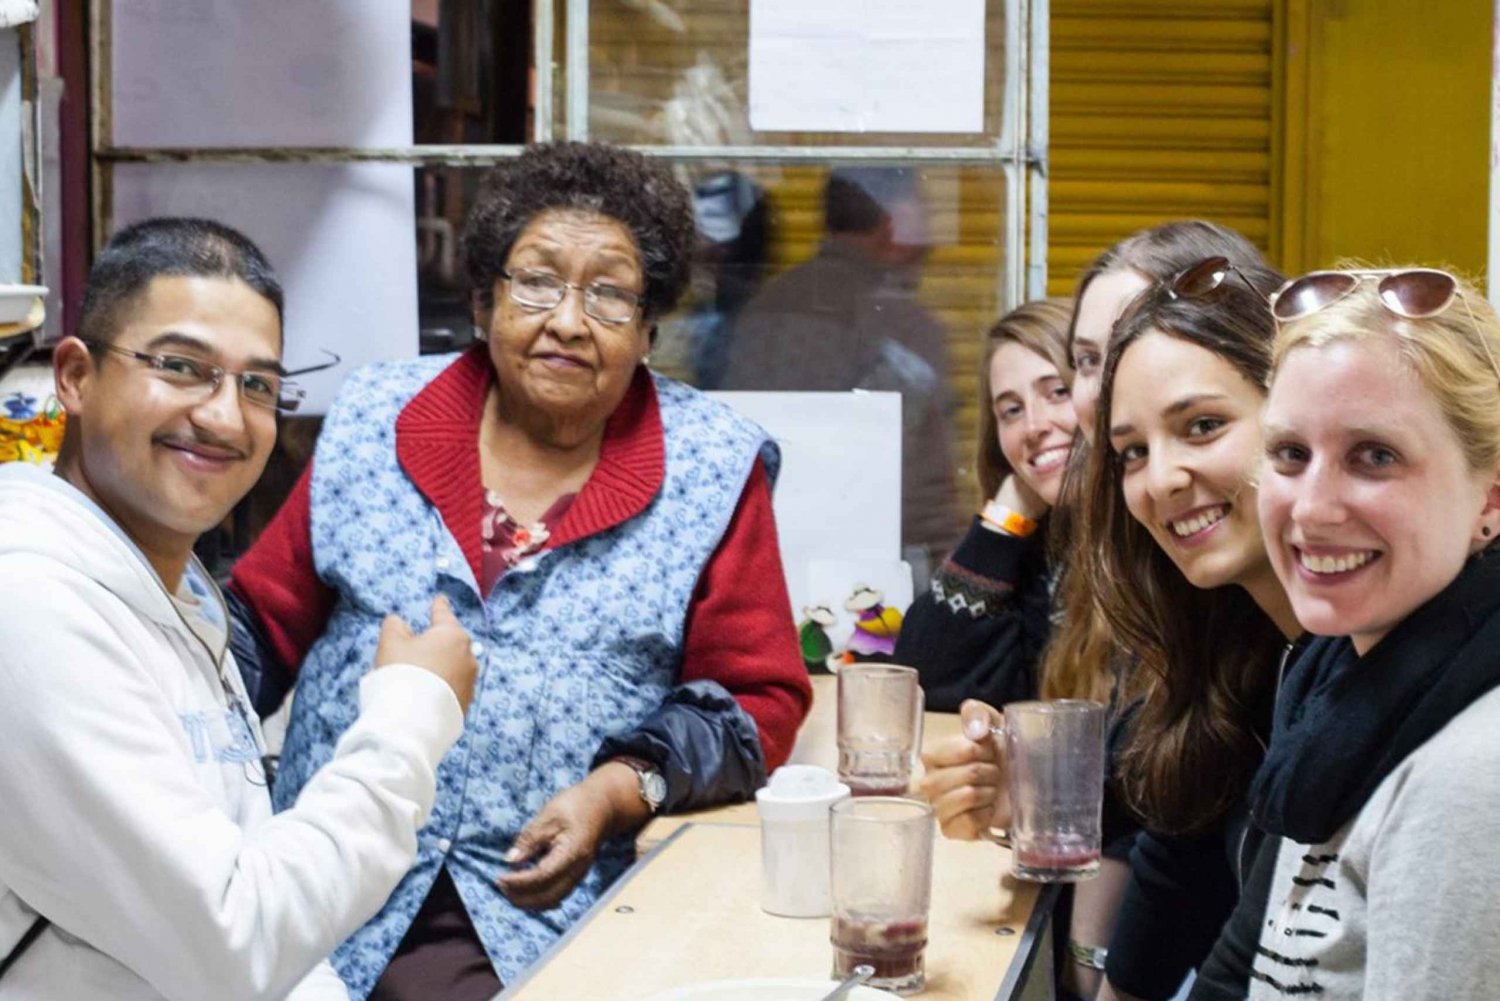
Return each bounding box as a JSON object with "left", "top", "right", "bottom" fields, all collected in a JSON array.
[
  {"left": 894, "top": 298, "right": 1076, "bottom": 711},
  {"left": 1086, "top": 262, "right": 1302, "bottom": 1001},
  {"left": 1188, "top": 268, "right": 1500, "bottom": 1000}
]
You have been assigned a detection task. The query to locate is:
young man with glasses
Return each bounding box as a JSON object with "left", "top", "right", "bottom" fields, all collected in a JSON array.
[{"left": 0, "top": 217, "right": 477, "bottom": 1000}]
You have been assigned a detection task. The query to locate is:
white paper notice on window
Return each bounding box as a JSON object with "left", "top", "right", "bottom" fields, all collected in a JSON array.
[{"left": 748, "top": 0, "right": 986, "bottom": 134}]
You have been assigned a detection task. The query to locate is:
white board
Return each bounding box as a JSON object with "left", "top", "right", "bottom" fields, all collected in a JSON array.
[{"left": 707, "top": 391, "right": 905, "bottom": 615}]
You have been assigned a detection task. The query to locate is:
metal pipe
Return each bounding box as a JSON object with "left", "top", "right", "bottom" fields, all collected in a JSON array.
[
  {"left": 1026, "top": 0, "right": 1051, "bottom": 301},
  {"left": 565, "top": 0, "right": 588, "bottom": 140},
  {"left": 533, "top": 0, "right": 554, "bottom": 141},
  {"left": 95, "top": 143, "right": 1023, "bottom": 167}
]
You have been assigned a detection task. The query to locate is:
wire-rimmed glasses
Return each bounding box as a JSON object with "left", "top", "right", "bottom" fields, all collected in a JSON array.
[
  {"left": 500, "top": 267, "right": 643, "bottom": 324},
  {"left": 83, "top": 339, "right": 310, "bottom": 414}
]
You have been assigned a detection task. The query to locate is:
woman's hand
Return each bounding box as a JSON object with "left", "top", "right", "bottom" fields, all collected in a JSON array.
[
  {"left": 496, "top": 762, "right": 649, "bottom": 910},
  {"left": 918, "top": 699, "right": 1009, "bottom": 840},
  {"left": 994, "top": 473, "right": 1050, "bottom": 521}
]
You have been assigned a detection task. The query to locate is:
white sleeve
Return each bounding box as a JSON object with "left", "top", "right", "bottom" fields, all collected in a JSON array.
[
  {"left": 285, "top": 960, "right": 354, "bottom": 1001},
  {"left": 0, "top": 575, "right": 463, "bottom": 1001},
  {"left": 1361, "top": 711, "right": 1500, "bottom": 999}
]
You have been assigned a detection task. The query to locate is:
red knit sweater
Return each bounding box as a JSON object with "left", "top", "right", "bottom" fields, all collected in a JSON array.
[{"left": 228, "top": 348, "right": 811, "bottom": 771}]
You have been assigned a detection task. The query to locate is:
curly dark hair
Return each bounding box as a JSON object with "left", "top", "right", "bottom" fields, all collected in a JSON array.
[{"left": 462, "top": 141, "right": 696, "bottom": 321}]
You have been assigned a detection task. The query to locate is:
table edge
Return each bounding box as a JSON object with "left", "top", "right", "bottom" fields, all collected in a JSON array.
[
  {"left": 993, "top": 882, "right": 1060, "bottom": 1001},
  {"left": 490, "top": 821, "right": 704, "bottom": 1000}
]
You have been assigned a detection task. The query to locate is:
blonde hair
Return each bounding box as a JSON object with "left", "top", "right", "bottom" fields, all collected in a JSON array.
[
  {"left": 1272, "top": 269, "right": 1500, "bottom": 474},
  {"left": 975, "top": 298, "right": 1075, "bottom": 499}
]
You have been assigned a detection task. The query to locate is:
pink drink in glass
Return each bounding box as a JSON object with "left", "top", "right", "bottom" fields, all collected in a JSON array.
[
  {"left": 831, "top": 913, "right": 928, "bottom": 993},
  {"left": 845, "top": 776, "right": 910, "bottom": 797},
  {"left": 1013, "top": 832, "right": 1101, "bottom": 881},
  {"left": 996, "top": 700, "right": 1106, "bottom": 883},
  {"left": 829, "top": 797, "right": 934, "bottom": 996}
]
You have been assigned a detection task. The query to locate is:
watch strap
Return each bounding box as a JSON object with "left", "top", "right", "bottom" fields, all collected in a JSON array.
[{"left": 610, "top": 755, "right": 666, "bottom": 812}]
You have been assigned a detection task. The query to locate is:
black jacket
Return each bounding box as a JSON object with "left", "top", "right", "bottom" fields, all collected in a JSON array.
[{"left": 1103, "top": 636, "right": 1301, "bottom": 1000}]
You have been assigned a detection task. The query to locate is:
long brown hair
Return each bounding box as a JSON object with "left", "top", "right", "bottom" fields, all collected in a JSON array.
[
  {"left": 975, "top": 298, "right": 1075, "bottom": 500},
  {"left": 1085, "top": 273, "right": 1286, "bottom": 834},
  {"left": 1040, "top": 221, "right": 1274, "bottom": 705}
]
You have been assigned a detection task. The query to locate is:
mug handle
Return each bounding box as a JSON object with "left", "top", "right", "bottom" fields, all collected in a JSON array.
[
  {"left": 983, "top": 721, "right": 1010, "bottom": 846},
  {"left": 910, "top": 686, "right": 925, "bottom": 770}
]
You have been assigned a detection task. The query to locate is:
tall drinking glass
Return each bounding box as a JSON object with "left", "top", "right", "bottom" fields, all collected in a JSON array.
[
  {"left": 994, "top": 699, "right": 1105, "bottom": 882},
  {"left": 836, "top": 664, "right": 924, "bottom": 796},
  {"left": 829, "top": 797, "right": 934, "bottom": 995}
]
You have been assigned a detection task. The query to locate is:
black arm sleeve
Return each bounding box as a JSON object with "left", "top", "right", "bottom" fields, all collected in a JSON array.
[
  {"left": 1105, "top": 825, "right": 1241, "bottom": 1000},
  {"left": 223, "top": 586, "right": 296, "bottom": 719},
  {"left": 1188, "top": 827, "right": 1276, "bottom": 1001},
  {"left": 590, "top": 679, "right": 767, "bottom": 814},
  {"left": 894, "top": 518, "right": 1051, "bottom": 712}
]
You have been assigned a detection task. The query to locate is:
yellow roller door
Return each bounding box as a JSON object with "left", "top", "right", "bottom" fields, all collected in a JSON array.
[{"left": 1048, "top": 0, "right": 1277, "bottom": 294}]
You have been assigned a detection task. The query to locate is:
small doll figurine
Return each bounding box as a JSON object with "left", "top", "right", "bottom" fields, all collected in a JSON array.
[
  {"left": 842, "top": 583, "right": 903, "bottom": 662},
  {"left": 796, "top": 604, "right": 838, "bottom": 674}
]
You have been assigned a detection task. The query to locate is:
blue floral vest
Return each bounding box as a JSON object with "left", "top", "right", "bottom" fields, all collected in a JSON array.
[{"left": 272, "top": 353, "right": 775, "bottom": 996}]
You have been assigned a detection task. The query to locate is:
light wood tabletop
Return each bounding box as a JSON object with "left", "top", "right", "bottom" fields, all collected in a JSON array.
[
  {"left": 496, "top": 674, "right": 1055, "bottom": 1001},
  {"left": 498, "top": 823, "right": 1050, "bottom": 1001}
]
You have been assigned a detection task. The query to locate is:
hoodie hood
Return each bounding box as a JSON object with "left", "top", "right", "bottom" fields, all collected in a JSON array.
[{"left": 0, "top": 463, "right": 220, "bottom": 637}]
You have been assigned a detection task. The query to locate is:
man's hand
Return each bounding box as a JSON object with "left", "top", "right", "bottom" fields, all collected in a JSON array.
[
  {"left": 918, "top": 699, "right": 1009, "bottom": 840},
  {"left": 497, "top": 763, "right": 647, "bottom": 911},
  {"left": 374, "top": 595, "right": 478, "bottom": 713}
]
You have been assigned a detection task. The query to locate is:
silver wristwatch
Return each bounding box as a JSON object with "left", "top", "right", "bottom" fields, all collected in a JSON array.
[{"left": 614, "top": 755, "right": 667, "bottom": 813}]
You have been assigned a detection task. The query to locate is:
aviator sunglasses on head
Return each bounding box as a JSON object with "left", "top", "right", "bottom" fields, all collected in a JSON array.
[
  {"left": 1165, "top": 255, "right": 1267, "bottom": 304},
  {"left": 1269, "top": 268, "right": 1500, "bottom": 383}
]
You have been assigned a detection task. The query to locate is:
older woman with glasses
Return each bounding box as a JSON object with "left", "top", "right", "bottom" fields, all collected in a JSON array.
[{"left": 226, "top": 141, "right": 812, "bottom": 1001}]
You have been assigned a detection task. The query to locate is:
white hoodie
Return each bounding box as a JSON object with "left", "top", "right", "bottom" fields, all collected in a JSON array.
[{"left": 0, "top": 464, "right": 464, "bottom": 1000}]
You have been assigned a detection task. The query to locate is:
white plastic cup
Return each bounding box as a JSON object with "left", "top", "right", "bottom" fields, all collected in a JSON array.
[{"left": 755, "top": 764, "right": 851, "bottom": 917}]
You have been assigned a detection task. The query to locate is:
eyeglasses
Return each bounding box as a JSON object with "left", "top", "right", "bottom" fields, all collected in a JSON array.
[
  {"left": 83, "top": 340, "right": 305, "bottom": 414},
  {"left": 1166, "top": 256, "right": 1268, "bottom": 304},
  {"left": 1269, "top": 268, "right": 1500, "bottom": 382},
  {"left": 500, "top": 267, "right": 643, "bottom": 324}
]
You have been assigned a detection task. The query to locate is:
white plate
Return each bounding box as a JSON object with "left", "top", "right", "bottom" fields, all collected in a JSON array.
[{"left": 642, "top": 978, "right": 903, "bottom": 1001}]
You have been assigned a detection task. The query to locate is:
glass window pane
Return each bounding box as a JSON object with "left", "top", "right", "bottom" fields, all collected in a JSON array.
[
  {"left": 110, "top": 1, "right": 411, "bottom": 148},
  {"left": 412, "top": 0, "right": 531, "bottom": 144}
]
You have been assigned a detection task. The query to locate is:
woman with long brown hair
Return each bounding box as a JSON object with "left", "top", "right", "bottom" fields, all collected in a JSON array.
[{"left": 1086, "top": 269, "right": 1300, "bottom": 1001}]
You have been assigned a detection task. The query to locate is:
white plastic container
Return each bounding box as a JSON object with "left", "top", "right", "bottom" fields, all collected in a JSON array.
[{"left": 754, "top": 764, "right": 851, "bottom": 918}]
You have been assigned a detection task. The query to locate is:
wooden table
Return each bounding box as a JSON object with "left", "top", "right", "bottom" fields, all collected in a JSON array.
[{"left": 497, "top": 676, "right": 1057, "bottom": 1001}]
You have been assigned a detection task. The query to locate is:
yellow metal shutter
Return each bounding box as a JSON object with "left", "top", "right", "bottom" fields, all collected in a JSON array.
[{"left": 1047, "top": 0, "right": 1277, "bottom": 295}]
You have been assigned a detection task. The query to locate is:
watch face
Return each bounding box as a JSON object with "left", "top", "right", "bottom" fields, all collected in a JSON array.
[{"left": 641, "top": 770, "right": 668, "bottom": 808}]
